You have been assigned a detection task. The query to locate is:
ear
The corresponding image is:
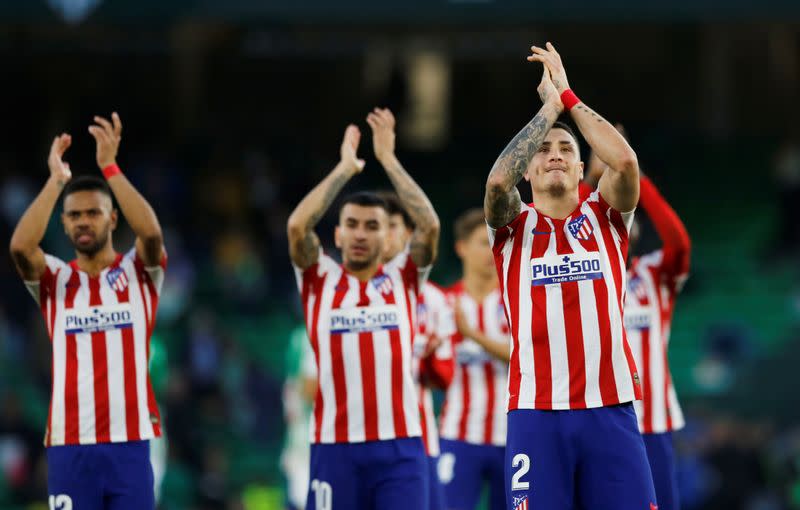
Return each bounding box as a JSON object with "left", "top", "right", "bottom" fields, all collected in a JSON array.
[
  {"left": 110, "top": 208, "right": 119, "bottom": 231},
  {"left": 523, "top": 165, "right": 532, "bottom": 182},
  {"left": 454, "top": 239, "right": 466, "bottom": 260},
  {"left": 334, "top": 225, "right": 342, "bottom": 249},
  {"left": 577, "top": 161, "right": 585, "bottom": 181},
  {"left": 61, "top": 212, "right": 68, "bottom": 234}
]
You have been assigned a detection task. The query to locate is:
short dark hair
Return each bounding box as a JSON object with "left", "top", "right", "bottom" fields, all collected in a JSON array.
[
  {"left": 63, "top": 175, "right": 112, "bottom": 201},
  {"left": 339, "top": 191, "right": 389, "bottom": 216},
  {"left": 454, "top": 208, "right": 487, "bottom": 241},
  {"left": 374, "top": 190, "right": 415, "bottom": 230},
  {"left": 550, "top": 121, "right": 581, "bottom": 155}
]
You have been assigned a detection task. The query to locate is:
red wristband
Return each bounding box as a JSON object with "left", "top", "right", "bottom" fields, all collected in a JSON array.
[
  {"left": 560, "top": 89, "right": 581, "bottom": 111},
  {"left": 102, "top": 163, "right": 122, "bottom": 179}
]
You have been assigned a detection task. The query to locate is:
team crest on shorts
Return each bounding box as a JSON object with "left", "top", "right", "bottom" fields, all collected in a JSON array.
[
  {"left": 106, "top": 267, "right": 129, "bottom": 292},
  {"left": 513, "top": 496, "right": 529, "bottom": 510},
  {"left": 567, "top": 214, "right": 593, "bottom": 241}
]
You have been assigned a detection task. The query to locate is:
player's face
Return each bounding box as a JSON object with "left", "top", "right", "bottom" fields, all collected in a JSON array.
[
  {"left": 527, "top": 128, "right": 584, "bottom": 197},
  {"left": 336, "top": 204, "right": 388, "bottom": 271},
  {"left": 456, "top": 225, "right": 495, "bottom": 279},
  {"left": 62, "top": 191, "right": 117, "bottom": 256},
  {"left": 382, "top": 213, "right": 413, "bottom": 263}
]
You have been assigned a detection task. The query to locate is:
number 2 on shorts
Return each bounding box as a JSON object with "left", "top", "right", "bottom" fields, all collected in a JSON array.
[{"left": 511, "top": 453, "right": 531, "bottom": 491}]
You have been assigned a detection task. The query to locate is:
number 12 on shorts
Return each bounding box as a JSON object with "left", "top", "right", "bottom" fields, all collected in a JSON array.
[
  {"left": 311, "top": 479, "right": 333, "bottom": 510},
  {"left": 511, "top": 453, "right": 531, "bottom": 491}
]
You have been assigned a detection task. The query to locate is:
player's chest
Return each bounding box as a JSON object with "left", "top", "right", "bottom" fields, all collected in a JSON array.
[
  {"left": 58, "top": 267, "right": 139, "bottom": 335},
  {"left": 322, "top": 274, "right": 409, "bottom": 336},
  {"left": 525, "top": 214, "right": 612, "bottom": 288}
]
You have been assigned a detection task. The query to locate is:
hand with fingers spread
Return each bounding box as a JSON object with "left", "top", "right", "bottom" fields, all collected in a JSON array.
[
  {"left": 47, "top": 134, "right": 73, "bottom": 185},
  {"left": 340, "top": 124, "right": 366, "bottom": 174},
  {"left": 88, "top": 112, "right": 123, "bottom": 169},
  {"left": 528, "top": 42, "right": 571, "bottom": 95},
  {"left": 366, "top": 107, "right": 397, "bottom": 163}
]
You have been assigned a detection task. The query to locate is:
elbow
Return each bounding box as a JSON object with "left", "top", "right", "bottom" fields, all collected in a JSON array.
[
  {"left": 9, "top": 235, "right": 31, "bottom": 261},
  {"left": 141, "top": 229, "right": 164, "bottom": 251},
  {"left": 286, "top": 214, "right": 306, "bottom": 243},
  {"left": 618, "top": 149, "right": 639, "bottom": 175},
  {"left": 485, "top": 172, "right": 509, "bottom": 197}
]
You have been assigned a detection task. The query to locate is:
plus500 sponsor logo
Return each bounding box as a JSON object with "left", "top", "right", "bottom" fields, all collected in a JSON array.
[
  {"left": 624, "top": 306, "right": 652, "bottom": 330},
  {"left": 455, "top": 341, "right": 492, "bottom": 365},
  {"left": 329, "top": 305, "right": 400, "bottom": 334},
  {"left": 65, "top": 304, "right": 133, "bottom": 334},
  {"left": 531, "top": 253, "right": 603, "bottom": 286}
]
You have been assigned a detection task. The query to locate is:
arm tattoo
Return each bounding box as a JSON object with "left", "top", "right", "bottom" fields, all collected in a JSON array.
[
  {"left": 291, "top": 230, "right": 321, "bottom": 269},
  {"left": 382, "top": 158, "right": 439, "bottom": 267},
  {"left": 485, "top": 109, "right": 556, "bottom": 227},
  {"left": 574, "top": 104, "right": 604, "bottom": 123},
  {"left": 308, "top": 172, "right": 350, "bottom": 229}
]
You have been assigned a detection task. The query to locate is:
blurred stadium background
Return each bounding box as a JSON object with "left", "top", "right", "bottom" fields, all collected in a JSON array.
[{"left": 0, "top": 1, "right": 799, "bottom": 509}]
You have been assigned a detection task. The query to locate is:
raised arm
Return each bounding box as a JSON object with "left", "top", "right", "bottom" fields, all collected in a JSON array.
[
  {"left": 530, "top": 42, "right": 639, "bottom": 212},
  {"left": 287, "top": 125, "right": 365, "bottom": 270},
  {"left": 9, "top": 135, "right": 73, "bottom": 280},
  {"left": 485, "top": 68, "right": 563, "bottom": 228},
  {"left": 89, "top": 113, "right": 164, "bottom": 267},
  {"left": 368, "top": 108, "right": 440, "bottom": 267},
  {"left": 639, "top": 175, "right": 691, "bottom": 275}
]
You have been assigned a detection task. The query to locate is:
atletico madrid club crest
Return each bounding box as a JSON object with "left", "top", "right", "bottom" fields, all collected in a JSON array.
[
  {"left": 371, "top": 274, "right": 393, "bottom": 295},
  {"left": 513, "top": 496, "right": 529, "bottom": 510},
  {"left": 106, "top": 267, "right": 129, "bottom": 292},
  {"left": 567, "top": 214, "right": 594, "bottom": 241}
]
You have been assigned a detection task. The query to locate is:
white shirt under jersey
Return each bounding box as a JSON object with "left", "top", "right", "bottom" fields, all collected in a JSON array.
[{"left": 24, "top": 248, "right": 166, "bottom": 447}]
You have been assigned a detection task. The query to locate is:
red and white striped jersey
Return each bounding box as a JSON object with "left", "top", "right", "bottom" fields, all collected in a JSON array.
[
  {"left": 626, "top": 176, "right": 690, "bottom": 434},
  {"left": 24, "top": 248, "right": 165, "bottom": 447},
  {"left": 294, "top": 249, "right": 426, "bottom": 444},
  {"left": 414, "top": 282, "right": 455, "bottom": 457},
  {"left": 439, "top": 283, "right": 509, "bottom": 446},
  {"left": 489, "top": 191, "right": 641, "bottom": 411}
]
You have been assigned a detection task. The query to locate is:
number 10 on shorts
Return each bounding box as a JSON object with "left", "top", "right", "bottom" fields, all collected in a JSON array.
[
  {"left": 311, "top": 479, "right": 333, "bottom": 510},
  {"left": 511, "top": 453, "right": 531, "bottom": 491}
]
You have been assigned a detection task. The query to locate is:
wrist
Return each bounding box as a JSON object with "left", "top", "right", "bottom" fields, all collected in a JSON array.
[
  {"left": 376, "top": 151, "right": 397, "bottom": 166},
  {"left": 101, "top": 162, "right": 122, "bottom": 180},
  {"left": 560, "top": 89, "right": 581, "bottom": 112},
  {"left": 546, "top": 100, "right": 565, "bottom": 116},
  {"left": 337, "top": 160, "right": 360, "bottom": 177}
]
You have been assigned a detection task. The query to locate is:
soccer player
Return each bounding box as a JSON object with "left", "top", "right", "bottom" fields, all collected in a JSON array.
[
  {"left": 484, "top": 43, "right": 657, "bottom": 509},
  {"left": 9, "top": 113, "right": 166, "bottom": 510},
  {"left": 438, "top": 208, "right": 510, "bottom": 510},
  {"left": 377, "top": 190, "right": 455, "bottom": 510},
  {"left": 586, "top": 138, "right": 691, "bottom": 510},
  {"left": 287, "top": 108, "right": 440, "bottom": 510}
]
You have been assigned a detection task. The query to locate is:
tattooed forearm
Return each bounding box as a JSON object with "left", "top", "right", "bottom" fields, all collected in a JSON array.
[
  {"left": 287, "top": 162, "right": 357, "bottom": 269},
  {"left": 485, "top": 103, "right": 560, "bottom": 228},
  {"left": 380, "top": 155, "right": 440, "bottom": 266},
  {"left": 574, "top": 104, "right": 604, "bottom": 123}
]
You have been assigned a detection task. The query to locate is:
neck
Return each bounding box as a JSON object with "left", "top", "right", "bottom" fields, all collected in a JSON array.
[
  {"left": 531, "top": 186, "right": 580, "bottom": 220},
  {"left": 462, "top": 270, "right": 496, "bottom": 301},
  {"left": 74, "top": 243, "right": 117, "bottom": 276},
  {"left": 344, "top": 260, "right": 380, "bottom": 282}
]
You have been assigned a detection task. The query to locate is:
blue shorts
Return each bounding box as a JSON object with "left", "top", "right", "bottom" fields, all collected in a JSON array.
[
  {"left": 427, "top": 456, "right": 446, "bottom": 510},
  {"left": 643, "top": 432, "right": 678, "bottom": 510},
  {"left": 439, "top": 439, "right": 505, "bottom": 510},
  {"left": 307, "top": 437, "right": 427, "bottom": 510},
  {"left": 47, "top": 440, "right": 154, "bottom": 510},
  {"left": 506, "top": 404, "right": 656, "bottom": 510}
]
